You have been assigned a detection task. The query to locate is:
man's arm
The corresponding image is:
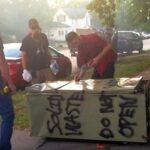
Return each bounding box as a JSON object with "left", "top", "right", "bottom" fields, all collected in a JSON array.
[
  {"left": 74, "top": 64, "right": 88, "bottom": 81},
  {"left": 0, "top": 48, "right": 16, "bottom": 94},
  {"left": 89, "top": 43, "right": 112, "bottom": 67},
  {"left": 45, "top": 34, "right": 52, "bottom": 62},
  {"left": 21, "top": 50, "right": 32, "bottom": 82},
  {"left": 76, "top": 44, "right": 111, "bottom": 80},
  {"left": 21, "top": 51, "right": 28, "bottom": 69}
]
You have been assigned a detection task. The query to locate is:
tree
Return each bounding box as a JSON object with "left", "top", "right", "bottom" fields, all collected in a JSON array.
[
  {"left": 0, "top": 0, "right": 11, "bottom": 33},
  {"left": 48, "top": 0, "right": 90, "bottom": 8},
  {"left": 87, "top": 0, "right": 117, "bottom": 28},
  {"left": 87, "top": 0, "right": 150, "bottom": 31},
  {"left": 65, "top": 0, "right": 90, "bottom": 7},
  {"left": 0, "top": 0, "right": 54, "bottom": 41},
  {"left": 125, "top": 0, "right": 150, "bottom": 31}
]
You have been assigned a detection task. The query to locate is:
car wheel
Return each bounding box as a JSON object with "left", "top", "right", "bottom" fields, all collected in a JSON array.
[
  {"left": 138, "top": 48, "right": 143, "bottom": 54},
  {"left": 126, "top": 42, "right": 132, "bottom": 54},
  {"left": 126, "top": 47, "right": 132, "bottom": 54},
  {"left": 64, "top": 65, "right": 72, "bottom": 77},
  {"left": 138, "top": 43, "right": 143, "bottom": 54}
]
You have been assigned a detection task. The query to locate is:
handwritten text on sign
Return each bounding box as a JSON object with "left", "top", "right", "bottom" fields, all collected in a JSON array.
[
  {"left": 99, "top": 91, "right": 138, "bottom": 139},
  {"left": 28, "top": 92, "right": 147, "bottom": 142}
]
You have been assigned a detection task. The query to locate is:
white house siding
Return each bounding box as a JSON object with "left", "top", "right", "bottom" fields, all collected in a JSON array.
[
  {"left": 51, "top": 8, "right": 95, "bottom": 43},
  {"left": 53, "top": 8, "right": 91, "bottom": 31},
  {"left": 76, "top": 13, "right": 91, "bottom": 29},
  {"left": 74, "top": 16, "right": 90, "bottom": 29},
  {"left": 53, "top": 10, "right": 66, "bottom": 22},
  {"left": 47, "top": 27, "right": 71, "bottom": 41}
]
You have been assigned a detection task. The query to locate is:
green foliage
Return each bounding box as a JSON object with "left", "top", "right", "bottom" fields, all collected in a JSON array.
[
  {"left": 115, "top": 54, "right": 150, "bottom": 77},
  {"left": 87, "top": 0, "right": 150, "bottom": 30},
  {"left": 117, "top": 0, "right": 150, "bottom": 30},
  {"left": 87, "top": 0, "right": 117, "bottom": 28},
  {"left": 0, "top": 0, "right": 54, "bottom": 41},
  {"left": 12, "top": 91, "right": 29, "bottom": 129}
]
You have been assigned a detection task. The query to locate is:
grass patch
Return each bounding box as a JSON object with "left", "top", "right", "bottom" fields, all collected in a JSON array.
[
  {"left": 12, "top": 53, "right": 150, "bottom": 129},
  {"left": 12, "top": 91, "right": 29, "bottom": 129},
  {"left": 115, "top": 54, "right": 150, "bottom": 77}
]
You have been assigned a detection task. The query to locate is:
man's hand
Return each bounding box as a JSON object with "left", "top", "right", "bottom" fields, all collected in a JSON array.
[
  {"left": 88, "top": 57, "right": 99, "bottom": 67},
  {"left": 74, "top": 74, "right": 82, "bottom": 82},
  {"left": 74, "top": 64, "right": 87, "bottom": 82}
]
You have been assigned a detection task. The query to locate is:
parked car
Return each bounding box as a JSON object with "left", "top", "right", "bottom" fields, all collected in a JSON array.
[
  {"left": 3, "top": 43, "right": 72, "bottom": 88},
  {"left": 140, "top": 32, "right": 150, "bottom": 39},
  {"left": 111, "top": 31, "right": 143, "bottom": 53}
]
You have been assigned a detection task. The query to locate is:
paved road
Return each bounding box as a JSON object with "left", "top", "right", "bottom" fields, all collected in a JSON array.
[
  {"left": 12, "top": 130, "right": 96, "bottom": 150},
  {"left": 12, "top": 130, "right": 150, "bottom": 150}
]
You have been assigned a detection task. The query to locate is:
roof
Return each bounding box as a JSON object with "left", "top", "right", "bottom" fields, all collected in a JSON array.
[{"left": 62, "top": 8, "right": 87, "bottom": 19}]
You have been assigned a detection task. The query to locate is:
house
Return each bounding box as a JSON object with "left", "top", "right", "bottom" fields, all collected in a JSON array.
[
  {"left": 53, "top": 8, "right": 91, "bottom": 31},
  {"left": 50, "top": 7, "right": 95, "bottom": 44},
  {"left": 44, "top": 22, "right": 71, "bottom": 44},
  {"left": 42, "top": 21, "right": 71, "bottom": 47},
  {"left": 45, "top": 8, "right": 101, "bottom": 46}
]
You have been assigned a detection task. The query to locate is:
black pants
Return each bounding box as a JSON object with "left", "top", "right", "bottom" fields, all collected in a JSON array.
[{"left": 91, "top": 62, "right": 115, "bottom": 79}]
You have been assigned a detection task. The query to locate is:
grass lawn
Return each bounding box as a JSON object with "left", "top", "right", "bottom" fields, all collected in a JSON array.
[
  {"left": 115, "top": 53, "right": 150, "bottom": 77},
  {"left": 13, "top": 91, "right": 29, "bottom": 129},
  {"left": 12, "top": 52, "right": 150, "bottom": 129}
]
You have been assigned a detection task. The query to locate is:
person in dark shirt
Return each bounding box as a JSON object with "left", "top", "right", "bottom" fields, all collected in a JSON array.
[
  {"left": 0, "top": 37, "right": 16, "bottom": 150},
  {"left": 65, "top": 31, "right": 117, "bottom": 81},
  {"left": 20, "top": 18, "right": 55, "bottom": 84}
]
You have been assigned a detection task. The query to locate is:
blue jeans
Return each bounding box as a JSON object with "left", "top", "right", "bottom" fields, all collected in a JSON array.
[{"left": 0, "top": 94, "right": 14, "bottom": 150}]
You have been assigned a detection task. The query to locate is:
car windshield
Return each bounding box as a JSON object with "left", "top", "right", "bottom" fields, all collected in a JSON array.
[
  {"left": 118, "top": 32, "right": 140, "bottom": 40},
  {"left": 3, "top": 45, "right": 21, "bottom": 58},
  {"left": 49, "top": 46, "right": 62, "bottom": 57}
]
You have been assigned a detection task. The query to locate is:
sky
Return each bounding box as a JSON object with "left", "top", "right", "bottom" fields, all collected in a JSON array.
[
  {"left": 48, "top": 0, "right": 91, "bottom": 7},
  {"left": 48, "top": 0, "right": 70, "bottom": 6}
]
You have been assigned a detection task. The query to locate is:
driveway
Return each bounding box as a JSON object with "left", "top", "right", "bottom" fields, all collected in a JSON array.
[{"left": 12, "top": 130, "right": 150, "bottom": 150}]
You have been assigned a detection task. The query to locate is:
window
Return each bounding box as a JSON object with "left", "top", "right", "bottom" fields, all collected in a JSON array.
[
  {"left": 49, "top": 48, "right": 58, "bottom": 57},
  {"left": 58, "top": 30, "right": 64, "bottom": 36}
]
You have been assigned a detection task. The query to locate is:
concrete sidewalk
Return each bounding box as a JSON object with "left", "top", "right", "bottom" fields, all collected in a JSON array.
[
  {"left": 11, "top": 130, "right": 96, "bottom": 150},
  {"left": 11, "top": 130, "right": 150, "bottom": 150}
]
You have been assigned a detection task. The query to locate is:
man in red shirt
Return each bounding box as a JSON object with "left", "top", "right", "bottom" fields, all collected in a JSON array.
[{"left": 65, "top": 31, "right": 117, "bottom": 81}]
